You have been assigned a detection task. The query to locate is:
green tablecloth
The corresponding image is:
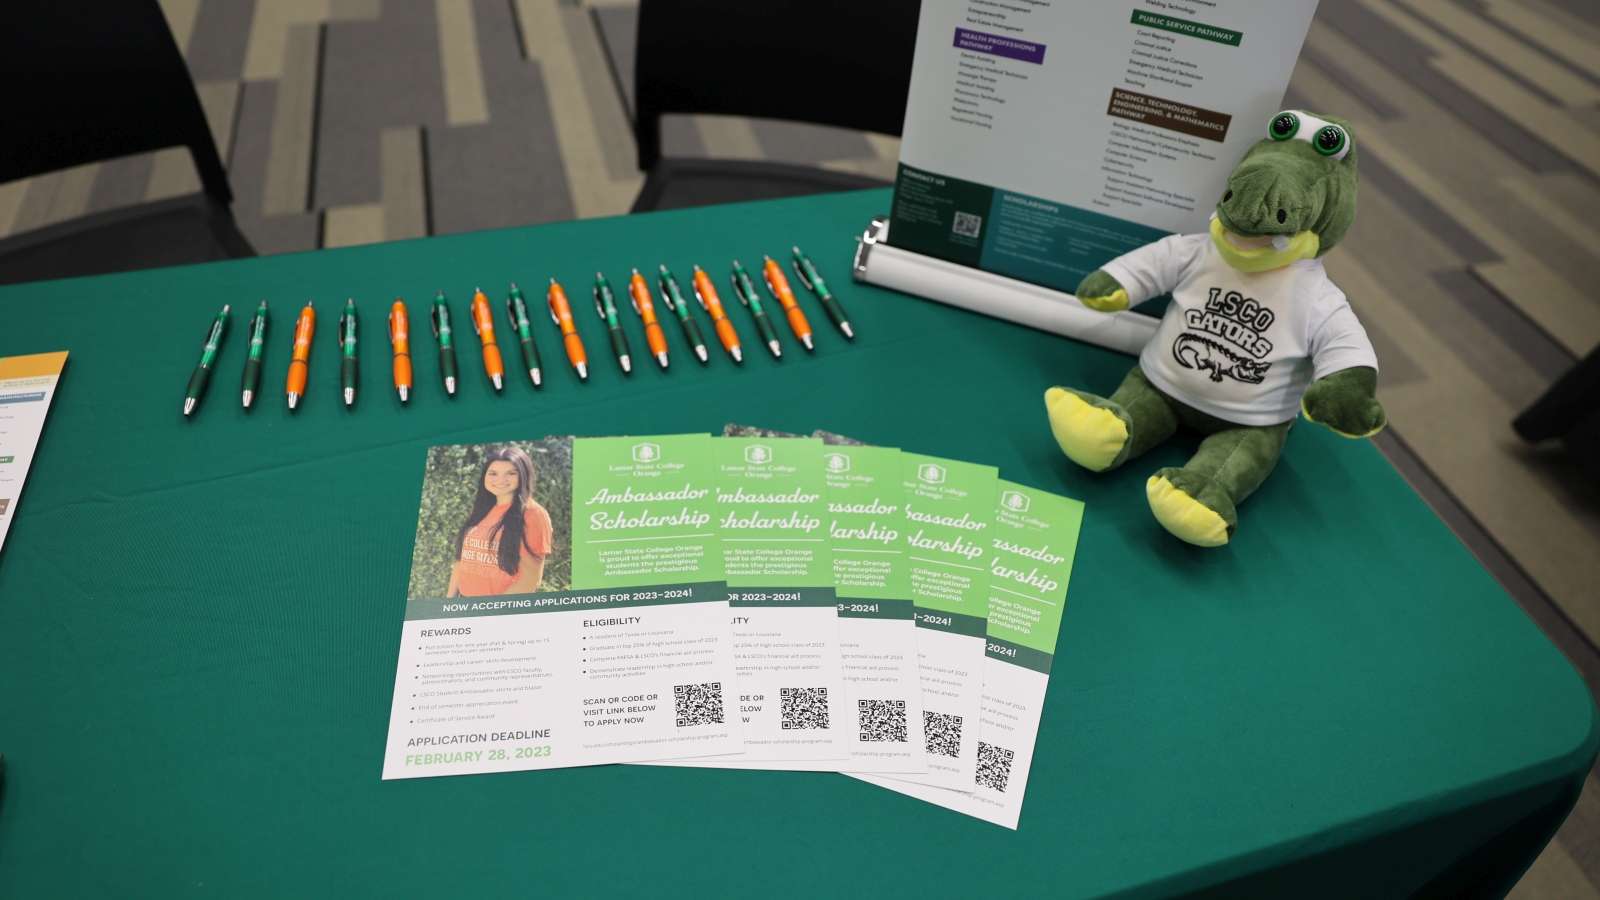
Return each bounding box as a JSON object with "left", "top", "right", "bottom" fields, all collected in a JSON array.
[{"left": 0, "top": 189, "right": 1593, "bottom": 899}]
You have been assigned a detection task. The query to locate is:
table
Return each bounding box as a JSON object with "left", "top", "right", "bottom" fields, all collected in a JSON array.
[{"left": 0, "top": 189, "right": 1593, "bottom": 899}]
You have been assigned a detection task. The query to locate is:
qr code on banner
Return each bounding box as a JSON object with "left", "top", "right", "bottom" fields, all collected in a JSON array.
[
  {"left": 674, "top": 682, "right": 724, "bottom": 727},
  {"left": 951, "top": 211, "right": 983, "bottom": 238},
  {"left": 924, "top": 710, "right": 963, "bottom": 758},
  {"left": 780, "top": 687, "right": 829, "bottom": 729},
  {"left": 976, "top": 741, "right": 1015, "bottom": 793},
  {"left": 858, "top": 700, "right": 908, "bottom": 742}
]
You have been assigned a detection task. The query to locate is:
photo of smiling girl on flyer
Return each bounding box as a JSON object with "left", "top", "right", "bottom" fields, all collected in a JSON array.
[{"left": 446, "top": 446, "right": 553, "bottom": 596}]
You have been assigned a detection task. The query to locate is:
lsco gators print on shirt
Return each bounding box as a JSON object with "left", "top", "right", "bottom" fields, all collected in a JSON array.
[{"left": 1101, "top": 233, "right": 1378, "bottom": 426}]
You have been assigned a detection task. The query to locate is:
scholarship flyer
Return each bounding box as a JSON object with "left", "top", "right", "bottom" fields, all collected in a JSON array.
[
  {"left": 654, "top": 436, "right": 851, "bottom": 765},
  {"left": 860, "top": 481, "right": 1083, "bottom": 828},
  {"left": 382, "top": 440, "right": 740, "bottom": 779},
  {"left": 0, "top": 351, "right": 67, "bottom": 553},
  {"left": 888, "top": 0, "right": 1318, "bottom": 292}
]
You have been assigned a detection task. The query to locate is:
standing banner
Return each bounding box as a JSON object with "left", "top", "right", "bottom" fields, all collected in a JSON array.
[{"left": 887, "top": 0, "right": 1319, "bottom": 294}]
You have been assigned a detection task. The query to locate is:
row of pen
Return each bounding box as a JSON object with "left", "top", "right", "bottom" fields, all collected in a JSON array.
[{"left": 181, "top": 247, "right": 852, "bottom": 415}]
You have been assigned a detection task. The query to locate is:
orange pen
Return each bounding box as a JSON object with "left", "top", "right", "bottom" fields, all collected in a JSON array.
[
  {"left": 285, "top": 301, "right": 315, "bottom": 409},
  {"left": 388, "top": 299, "right": 413, "bottom": 403},
  {"left": 762, "top": 255, "right": 814, "bottom": 351},
  {"left": 470, "top": 287, "right": 505, "bottom": 390},
  {"left": 547, "top": 278, "right": 589, "bottom": 380},
  {"left": 691, "top": 265, "right": 743, "bottom": 363},
  {"left": 628, "top": 269, "right": 670, "bottom": 368}
]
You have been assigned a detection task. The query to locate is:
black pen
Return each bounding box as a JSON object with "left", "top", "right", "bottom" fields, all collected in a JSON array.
[
  {"left": 184, "top": 304, "right": 230, "bottom": 416},
  {"left": 594, "top": 272, "right": 632, "bottom": 373}
]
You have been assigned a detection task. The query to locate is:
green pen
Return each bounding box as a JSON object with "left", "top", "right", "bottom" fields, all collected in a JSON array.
[
  {"left": 240, "top": 301, "right": 268, "bottom": 408},
  {"left": 730, "top": 260, "right": 781, "bottom": 358},
  {"left": 339, "top": 298, "right": 359, "bottom": 407},
  {"left": 593, "top": 272, "right": 632, "bottom": 374},
  {"left": 657, "top": 265, "right": 708, "bottom": 364},
  {"left": 791, "top": 246, "right": 853, "bottom": 339},
  {"left": 184, "top": 304, "right": 230, "bottom": 416},
  {"left": 431, "top": 291, "right": 459, "bottom": 395},
  {"left": 505, "top": 283, "right": 544, "bottom": 386}
]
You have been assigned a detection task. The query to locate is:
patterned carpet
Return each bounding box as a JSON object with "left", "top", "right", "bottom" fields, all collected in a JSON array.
[{"left": 3, "top": 1, "right": 1599, "bottom": 893}]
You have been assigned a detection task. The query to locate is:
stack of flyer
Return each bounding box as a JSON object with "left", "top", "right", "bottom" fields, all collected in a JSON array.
[{"left": 384, "top": 427, "right": 1083, "bottom": 830}]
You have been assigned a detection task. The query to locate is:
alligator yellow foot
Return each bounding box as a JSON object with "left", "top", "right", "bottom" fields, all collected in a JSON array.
[
  {"left": 1045, "top": 386, "right": 1133, "bottom": 472},
  {"left": 1146, "top": 467, "right": 1238, "bottom": 547}
]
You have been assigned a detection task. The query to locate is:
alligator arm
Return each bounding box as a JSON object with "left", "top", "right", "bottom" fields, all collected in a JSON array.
[
  {"left": 1075, "top": 270, "right": 1130, "bottom": 312},
  {"left": 1301, "top": 366, "right": 1386, "bottom": 438}
]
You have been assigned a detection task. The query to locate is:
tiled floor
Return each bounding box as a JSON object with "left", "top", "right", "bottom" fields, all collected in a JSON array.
[{"left": 4, "top": 0, "right": 1599, "bottom": 894}]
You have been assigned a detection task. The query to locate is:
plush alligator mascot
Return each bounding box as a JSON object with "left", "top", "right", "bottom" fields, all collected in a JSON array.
[{"left": 1045, "top": 110, "right": 1384, "bottom": 547}]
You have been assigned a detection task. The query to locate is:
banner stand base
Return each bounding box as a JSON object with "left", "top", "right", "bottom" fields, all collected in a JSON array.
[{"left": 851, "top": 216, "right": 1157, "bottom": 357}]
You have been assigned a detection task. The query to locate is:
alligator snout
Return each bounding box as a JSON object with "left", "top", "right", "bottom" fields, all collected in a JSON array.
[{"left": 1218, "top": 160, "right": 1323, "bottom": 237}]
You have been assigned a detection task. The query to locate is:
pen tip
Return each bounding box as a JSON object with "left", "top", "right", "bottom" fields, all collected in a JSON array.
[
  {"left": 492, "top": 374, "right": 503, "bottom": 390},
  {"left": 530, "top": 368, "right": 542, "bottom": 386},
  {"left": 731, "top": 346, "right": 743, "bottom": 363},
  {"left": 659, "top": 264, "right": 668, "bottom": 273},
  {"left": 344, "top": 388, "right": 354, "bottom": 406},
  {"left": 576, "top": 362, "right": 588, "bottom": 380},
  {"left": 398, "top": 386, "right": 409, "bottom": 402},
  {"left": 696, "top": 345, "right": 709, "bottom": 363},
  {"left": 620, "top": 355, "right": 632, "bottom": 373},
  {"left": 657, "top": 352, "right": 669, "bottom": 368},
  {"left": 550, "top": 277, "right": 557, "bottom": 285},
  {"left": 763, "top": 255, "right": 773, "bottom": 262},
  {"left": 842, "top": 323, "right": 854, "bottom": 339},
  {"left": 792, "top": 246, "right": 800, "bottom": 253},
  {"left": 632, "top": 268, "right": 640, "bottom": 275},
  {"left": 802, "top": 335, "right": 814, "bottom": 350},
  {"left": 242, "top": 390, "right": 253, "bottom": 408},
  {"left": 445, "top": 377, "right": 456, "bottom": 395},
  {"left": 222, "top": 304, "right": 230, "bottom": 313},
  {"left": 184, "top": 398, "right": 196, "bottom": 416},
  {"left": 769, "top": 340, "right": 782, "bottom": 358},
  {"left": 288, "top": 393, "right": 299, "bottom": 410}
]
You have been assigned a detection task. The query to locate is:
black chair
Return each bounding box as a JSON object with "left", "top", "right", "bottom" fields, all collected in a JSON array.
[
  {"left": 630, "top": 0, "right": 920, "bottom": 213},
  {"left": 1515, "top": 346, "right": 1600, "bottom": 482},
  {"left": 0, "top": 0, "right": 253, "bottom": 286}
]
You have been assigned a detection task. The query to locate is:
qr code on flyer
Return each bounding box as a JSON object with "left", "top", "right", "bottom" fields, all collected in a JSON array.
[
  {"left": 924, "top": 710, "right": 963, "bottom": 758},
  {"left": 951, "top": 211, "right": 982, "bottom": 238},
  {"left": 976, "top": 741, "right": 1014, "bottom": 792},
  {"left": 674, "top": 682, "right": 724, "bottom": 727},
  {"left": 858, "top": 699, "right": 908, "bottom": 742},
  {"left": 780, "top": 687, "right": 829, "bottom": 729}
]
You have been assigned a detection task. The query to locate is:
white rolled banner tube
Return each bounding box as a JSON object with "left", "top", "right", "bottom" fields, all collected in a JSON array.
[{"left": 854, "top": 218, "right": 1158, "bottom": 357}]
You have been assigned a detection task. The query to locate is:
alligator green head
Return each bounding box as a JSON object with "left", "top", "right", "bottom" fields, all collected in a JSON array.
[{"left": 1212, "top": 110, "right": 1358, "bottom": 271}]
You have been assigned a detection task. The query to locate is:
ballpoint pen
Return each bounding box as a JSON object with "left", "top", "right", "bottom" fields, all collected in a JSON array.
[
  {"left": 338, "top": 298, "right": 358, "bottom": 407},
  {"left": 691, "top": 265, "right": 742, "bottom": 363},
  {"left": 629, "top": 269, "right": 670, "bottom": 368},
  {"left": 593, "top": 272, "right": 632, "bottom": 373},
  {"left": 505, "top": 283, "right": 543, "bottom": 386},
  {"left": 240, "top": 301, "right": 268, "bottom": 409},
  {"left": 547, "top": 278, "right": 589, "bottom": 380},
  {"left": 183, "top": 304, "right": 229, "bottom": 416},
  {"left": 792, "top": 246, "right": 852, "bottom": 338},
  {"left": 762, "top": 254, "right": 814, "bottom": 350},
  {"left": 286, "top": 301, "right": 316, "bottom": 410},
  {"left": 730, "top": 260, "right": 782, "bottom": 358},
  {"left": 470, "top": 287, "right": 505, "bottom": 390},
  {"left": 389, "top": 299, "right": 413, "bottom": 402},
  {"left": 431, "top": 291, "right": 458, "bottom": 395},
  {"left": 657, "top": 265, "right": 708, "bottom": 364}
]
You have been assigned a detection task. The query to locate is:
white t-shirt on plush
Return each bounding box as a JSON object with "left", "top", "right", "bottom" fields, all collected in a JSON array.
[{"left": 1099, "top": 233, "right": 1378, "bottom": 427}]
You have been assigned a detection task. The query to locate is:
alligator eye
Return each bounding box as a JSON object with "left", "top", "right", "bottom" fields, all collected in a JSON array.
[
  {"left": 1314, "top": 125, "right": 1347, "bottom": 157},
  {"left": 1269, "top": 112, "right": 1298, "bottom": 141}
]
